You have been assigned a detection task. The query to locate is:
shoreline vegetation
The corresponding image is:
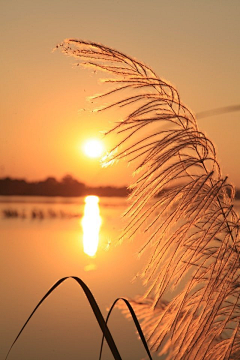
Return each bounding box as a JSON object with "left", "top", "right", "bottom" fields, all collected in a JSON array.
[
  {"left": 1, "top": 175, "right": 240, "bottom": 199},
  {"left": 0, "top": 175, "right": 130, "bottom": 197}
]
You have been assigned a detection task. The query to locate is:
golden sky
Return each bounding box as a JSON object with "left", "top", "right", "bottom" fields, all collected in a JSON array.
[{"left": 1, "top": 0, "right": 240, "bottom": 187}]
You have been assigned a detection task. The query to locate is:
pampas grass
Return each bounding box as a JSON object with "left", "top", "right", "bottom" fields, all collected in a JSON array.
[
  {"left": 6, "top": 39, "right": 239, "bottom": 360},
  {"left": 57, "top": 39, "right": 240, "bottom": 359}
]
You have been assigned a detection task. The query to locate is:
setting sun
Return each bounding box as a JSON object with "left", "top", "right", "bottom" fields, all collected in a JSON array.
[{"left": 83, "top": 139, "right": 104, "bottom": 159}]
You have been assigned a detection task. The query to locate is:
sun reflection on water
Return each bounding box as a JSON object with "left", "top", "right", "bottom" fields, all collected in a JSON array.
[{"left": 81, "top": 195, "right": 102, "bottom": 257}]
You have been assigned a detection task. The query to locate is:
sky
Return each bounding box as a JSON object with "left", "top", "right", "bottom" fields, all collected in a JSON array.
[{"left": 1, "top": 0, "right": 240, "bottom": 187}]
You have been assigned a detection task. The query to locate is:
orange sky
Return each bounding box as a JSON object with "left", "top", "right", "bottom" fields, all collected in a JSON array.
[{"left": 1, "top": 1, "right": 240, "bottom": 187}]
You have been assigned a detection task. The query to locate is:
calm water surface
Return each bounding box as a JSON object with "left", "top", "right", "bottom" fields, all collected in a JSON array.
[
  {"left": 2, "top": 196, "right": 240, "bottom": 360},
  {"left": 0, "top": 196, "right": 159, "bottom": 360}
]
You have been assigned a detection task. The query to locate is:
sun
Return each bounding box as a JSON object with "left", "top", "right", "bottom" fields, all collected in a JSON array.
[{"left": 83, "top": 139, "right": 105, "bottom": 159}]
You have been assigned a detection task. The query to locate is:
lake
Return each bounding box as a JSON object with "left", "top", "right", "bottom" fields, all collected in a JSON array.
[
  {"left": 0, "top": 195, "right": 160, "bottom": 360},
  {"left": 2, "top": 196, "right": 240, "bottom": 360}
]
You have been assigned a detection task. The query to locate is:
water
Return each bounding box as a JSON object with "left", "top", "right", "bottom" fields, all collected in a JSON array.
[
  {"left": 0, "top": 196, "right": 158, "bottom": 360},
  {"left": 2, "top": 196, "right": 239, "bottom": 360}
]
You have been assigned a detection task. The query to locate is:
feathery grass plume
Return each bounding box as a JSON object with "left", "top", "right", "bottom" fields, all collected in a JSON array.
[{"left": 58, "top": 39, "right": 240, "bottom": 359}]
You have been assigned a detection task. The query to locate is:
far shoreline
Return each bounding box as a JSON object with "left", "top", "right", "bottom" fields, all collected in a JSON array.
[
  {"left": 0, "top": 176, "right": 130, "bottom": 198},
  {"left": 1, "top": 176, "right": 240, "bottom": 199}
]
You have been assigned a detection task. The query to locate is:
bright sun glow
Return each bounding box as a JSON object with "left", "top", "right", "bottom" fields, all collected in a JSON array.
[
  {"left": 81, "top": 195, "right": 102, "bottom": 257},
  {"left": 83, "top": 139, "right": 104, "bottom": 159}
]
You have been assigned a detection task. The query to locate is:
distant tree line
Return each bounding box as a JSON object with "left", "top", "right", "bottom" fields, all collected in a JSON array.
[
  {"left": 1, "top": 176, "right": 240, "bottom": 199},
  {"left": 0, "top": 175, "right": 130, "bottom": 197}
]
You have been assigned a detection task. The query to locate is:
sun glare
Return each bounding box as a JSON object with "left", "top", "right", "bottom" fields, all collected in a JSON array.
[{"left": 83, "top": 139, "right": 104, "bottom": 159}]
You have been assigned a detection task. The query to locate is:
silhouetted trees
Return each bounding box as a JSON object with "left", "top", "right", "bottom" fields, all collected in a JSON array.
[{"left": 0, "top": 176, "right": 129, "bottom": 197}]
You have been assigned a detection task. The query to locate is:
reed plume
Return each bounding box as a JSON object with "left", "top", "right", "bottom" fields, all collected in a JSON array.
[{"left": 58, "top": 39, "right": 240, "bottom": 359}]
